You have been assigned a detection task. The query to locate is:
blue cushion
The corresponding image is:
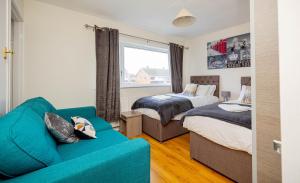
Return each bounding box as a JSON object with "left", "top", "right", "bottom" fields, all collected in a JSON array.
[
  {"left": 57, "top": 130, "right": 128, "bottom": 161},
  {"left": 88, "top": 117, "right": 112, "bottom": 132},
  {"left": 0, "top": 106, "right": 61, "bottom": 178}
]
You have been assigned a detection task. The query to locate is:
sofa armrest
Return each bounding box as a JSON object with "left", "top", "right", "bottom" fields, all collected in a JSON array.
[
  {"left": 55, "top": 106, "right": 96, "bottom": 121},
  {"left": 3, "top": 139, "right": 150, "bottom": 183}
]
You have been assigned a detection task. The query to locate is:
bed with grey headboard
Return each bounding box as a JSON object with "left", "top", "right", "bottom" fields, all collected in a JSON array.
[
  {"left": 141, "top": 75, "right": 220, "bottom": 142},
  {"left": 189, "top": 76, "right": 252, "bottom": 183}
]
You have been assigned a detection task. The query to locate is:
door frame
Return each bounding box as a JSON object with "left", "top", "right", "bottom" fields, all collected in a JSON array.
[
  {"left": 252, "top": 0, "right": 282, "bottom": 182},
  {"left": 250, "top": 0, "right": 257, "bottom": 182},
  {"left": 2, "top": 0, "right": 12, "bottom": 114},
  {"left": 11, "top": 0, "right": 24, "bottom": 108}
]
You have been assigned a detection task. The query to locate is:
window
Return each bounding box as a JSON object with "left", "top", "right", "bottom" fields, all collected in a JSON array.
[{"left": 120, "top": 43, "right": 171, "bottom": 88}]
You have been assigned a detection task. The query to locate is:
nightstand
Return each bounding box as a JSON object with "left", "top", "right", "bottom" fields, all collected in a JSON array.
[
  {"left": 120, "top": 111, "right": 142, "bottom": 138},
  {"left": 221, "top": 91, "right": 231, "bottom": 102}
]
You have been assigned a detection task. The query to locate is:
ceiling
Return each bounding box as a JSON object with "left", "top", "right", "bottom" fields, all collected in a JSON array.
[{"left": 37, "top": 0, "right": 250, "bottom": 38}]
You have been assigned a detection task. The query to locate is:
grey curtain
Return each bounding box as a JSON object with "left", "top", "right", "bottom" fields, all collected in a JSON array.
[
  {"left": 169, "top": 43, "right": 184, "bottom": 93},
  {"left": 95, "top": 27, "right": 120, "bottom": 122}
]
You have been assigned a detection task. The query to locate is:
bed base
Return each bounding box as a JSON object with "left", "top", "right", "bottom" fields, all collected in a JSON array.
[
  {"left": 142, "top": 115, "right": 188, "bottom": 142},
  {"left": 190, "top": 132, "right": 252, "bottom": 183}
]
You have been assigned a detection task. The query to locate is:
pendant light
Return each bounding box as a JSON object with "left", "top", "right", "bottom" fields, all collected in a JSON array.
[{"left": 172, "top": 8, "right": 196, "bottom": 27}]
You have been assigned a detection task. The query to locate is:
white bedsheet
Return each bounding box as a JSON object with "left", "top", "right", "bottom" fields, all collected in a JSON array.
[
  {"left": 134, "top": 94, "right": 219, "bottom": 121},
  {"left": 183, "top": 116, "right": 252, "bottom": 154},
  {"left": 218, "top": 104, "right": 251, "bottom": 112}
]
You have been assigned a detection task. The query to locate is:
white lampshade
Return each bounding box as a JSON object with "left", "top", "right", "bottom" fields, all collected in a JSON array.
[{"left": 172, "top": 8, "right": 196, "bottom": 27}]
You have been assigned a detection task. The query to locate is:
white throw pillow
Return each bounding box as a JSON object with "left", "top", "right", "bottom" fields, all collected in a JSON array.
[
  {"left": 207, "top": 85, "right": 217, "bottom": 96},
  {"left": 183, "top": 83, "right": 198, "bottom": 96},
  {"left": 238, "top": 85, "right": 246, "bottom": 101},
  {"left": 71, "top": 116, "right": 97, "bottom": 139},
  {"left": 238, "top": 85, "right": 251, "bottom": 104},
  {"left": 195, "top": 85, "right": 210, "bottom": 96}
]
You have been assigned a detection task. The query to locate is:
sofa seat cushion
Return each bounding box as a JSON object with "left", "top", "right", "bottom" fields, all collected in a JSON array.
[
  {"left": 87, "top": 117, "right": 112, "bottom": 132},
  {"left": 57, "top": 130, "right": 128, "bottom": 161},
  {"left": 0, "top": 107, "right": 61, "bottom": 178}
]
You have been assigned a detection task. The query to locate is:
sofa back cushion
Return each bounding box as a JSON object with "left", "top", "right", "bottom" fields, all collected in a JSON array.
[
  {"left": 20, "top": 97, "right": 56, "bottom": 118},
  {"left": 0, "top": 106, "right": 61, "bottom": 178}
]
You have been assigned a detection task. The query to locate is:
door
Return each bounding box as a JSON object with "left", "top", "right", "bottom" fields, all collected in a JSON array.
[
  {"left": 278, "top": 0, "right": 300, "bottom": 182},
  {"left": 0, "top": 0, "right": 12, "bottom": 115},
  {"left": 254, "top": 0, "right": 281, "bottom": 182}
]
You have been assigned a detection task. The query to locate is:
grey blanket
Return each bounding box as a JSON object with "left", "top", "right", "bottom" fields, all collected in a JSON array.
[
  {"left": 182, "top": 103, "right": 252, "bottom": 129},
  {"left": 132, "top": 94, "right": 193, "bottom": 125}
]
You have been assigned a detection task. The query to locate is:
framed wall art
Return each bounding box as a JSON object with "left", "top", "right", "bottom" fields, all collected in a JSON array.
[{"left": 207, "top": 33, "right": 251, "bottom": 69}]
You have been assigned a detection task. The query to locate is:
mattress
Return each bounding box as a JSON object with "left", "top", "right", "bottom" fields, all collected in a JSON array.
[
  {"left": 134, "top": 94, "right": 219, "bottom": 121},
  {"left": 183, "top": 116, "right": 252, "bottom": 154}
]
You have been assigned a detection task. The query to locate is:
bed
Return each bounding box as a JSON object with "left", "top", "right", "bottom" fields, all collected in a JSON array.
[
  {"left": 134, "top": 75, "right": 220, "bottom": 142},
  {"left": 183, "top": 77, "right": 252, "bottom": 183}
]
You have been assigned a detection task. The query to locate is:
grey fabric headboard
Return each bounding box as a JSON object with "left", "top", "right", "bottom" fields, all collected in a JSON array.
[
  {"left": 241, "top": 77, "right": 251, "bottom": 86},
  {"left": 190, "top": 75, "right": 220, "bottom": 97}
]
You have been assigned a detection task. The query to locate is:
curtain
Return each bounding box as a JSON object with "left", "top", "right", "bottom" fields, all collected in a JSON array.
[
  {"left": 169, "top": 43, "right": 184, "bottom": 93},
  {"left": 95, "top": 28, "right": 120, "bottom": 122}
]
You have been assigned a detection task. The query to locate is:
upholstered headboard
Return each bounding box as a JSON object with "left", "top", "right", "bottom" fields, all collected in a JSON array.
[
  {"left": 190, "top": 75, "right": 220, "bottom": 97},
  {"left": 241, "top": 77, "right": 251, "bottom": 86}
]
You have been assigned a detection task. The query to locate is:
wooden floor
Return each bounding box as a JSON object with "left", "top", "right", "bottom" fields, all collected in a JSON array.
[{"left": 134, "top": 133, "right": 233, "bottom": 183}]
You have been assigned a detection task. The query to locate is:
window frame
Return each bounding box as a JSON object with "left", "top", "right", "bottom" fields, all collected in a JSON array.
[{"left": 119, "top": 41, "right": 171, "bottom": 88}]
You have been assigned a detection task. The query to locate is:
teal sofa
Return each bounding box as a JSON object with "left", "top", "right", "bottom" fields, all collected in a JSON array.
[{"left": 0, "top": 97, "right": 150, "bottom": 183}]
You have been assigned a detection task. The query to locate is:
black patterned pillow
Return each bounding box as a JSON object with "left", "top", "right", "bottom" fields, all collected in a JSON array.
[
  {"left": 71, "top": 116, "right": 97, "bottom": 139},
  {"left": 44, "top": 113, "right": 79, "bottom": 143}
]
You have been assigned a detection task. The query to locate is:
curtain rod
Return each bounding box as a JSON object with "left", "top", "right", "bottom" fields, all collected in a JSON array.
[{"left": 84, "top": 24, "right": 188, "bottom": 49}]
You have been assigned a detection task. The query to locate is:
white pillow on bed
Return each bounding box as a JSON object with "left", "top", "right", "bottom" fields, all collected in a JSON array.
[
  {"left": 207, "top": 85, "right": 216, "bottom": 96},
  {"left": 195, "top": 85, "right": 216, "bottom": 96},
  {"left": 195, "top": 85, "right": 210, "bottom": 96},
  {"left": 238, "top": 85, "right": 251, "bottom": 104},
  {"left": 183, "top": 83, "right": 198, "bottom": 96}
]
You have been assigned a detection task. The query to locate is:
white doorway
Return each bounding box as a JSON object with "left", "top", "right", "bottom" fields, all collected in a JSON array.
[
  {"left": 11, "top": 2, "right": 24, "bottom": 108},
  {"left": 0, "top": 0, "right": 23, "bottom": 115}
]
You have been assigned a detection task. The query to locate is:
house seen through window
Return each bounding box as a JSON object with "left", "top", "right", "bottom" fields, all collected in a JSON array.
[{"left": 120, "top": 43, "right": 171, "bottom": 88}]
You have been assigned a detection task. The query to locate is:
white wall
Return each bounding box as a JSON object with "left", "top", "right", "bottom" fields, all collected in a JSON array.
[
  {"left": 278, "top": 0, "right": 300, "bottom": 182},
  {"left": 23, "top": 0, "right": 251, "bottom": 111},
  {"left": 183, "top": 23, "right": 251, "bottom": 99},
  {"left": 23, "top": 0, "right": 184, "bottom": 110}
]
